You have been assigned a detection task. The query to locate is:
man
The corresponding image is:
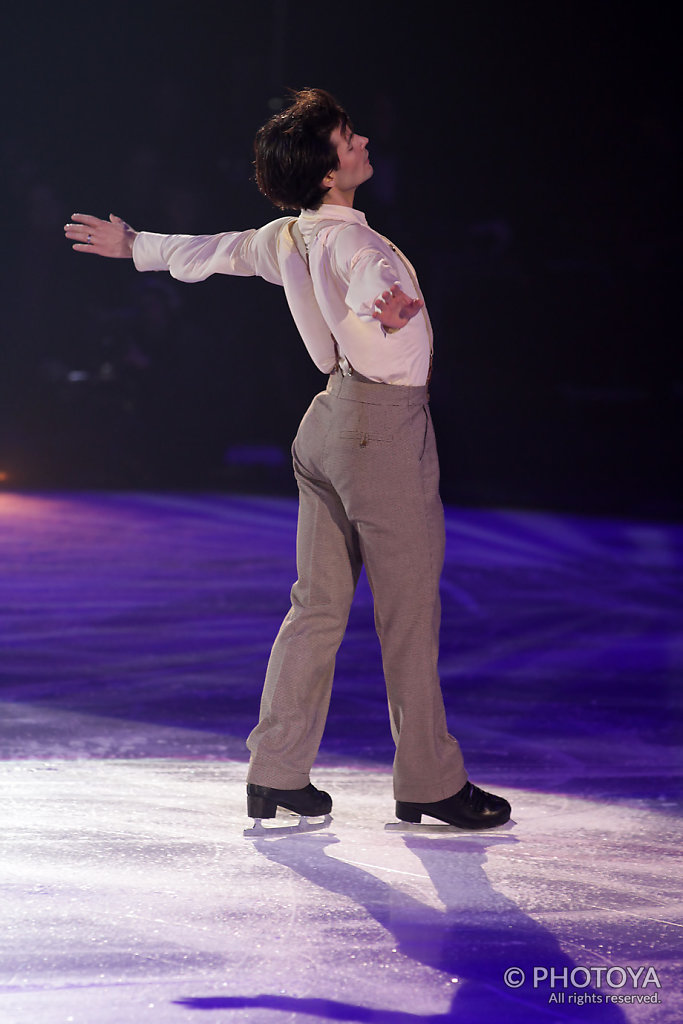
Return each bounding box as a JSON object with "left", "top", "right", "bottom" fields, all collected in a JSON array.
[{"left": 64, "top": 88, "right": 511, "bottom": 830}]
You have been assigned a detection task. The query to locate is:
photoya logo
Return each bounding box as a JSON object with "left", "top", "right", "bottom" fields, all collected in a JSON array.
[{"left": 503, "top": 965, "right": 663, "bottom": 1007}]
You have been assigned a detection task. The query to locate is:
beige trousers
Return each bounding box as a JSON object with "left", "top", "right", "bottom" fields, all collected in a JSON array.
[{"left": 246, "top": 372, "right": 467, "bottom": 802}]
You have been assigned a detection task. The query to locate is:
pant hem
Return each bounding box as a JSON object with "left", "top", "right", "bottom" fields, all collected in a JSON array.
[
  {"left": 393, "top": 770, "right": 468, "bottom": 804},
  {"left": 246, "top": 760, "right": 312, "bottom": 790}
]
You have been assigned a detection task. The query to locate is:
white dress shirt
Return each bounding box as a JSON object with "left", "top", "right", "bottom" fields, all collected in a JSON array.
[{"left": 132, "top": 203, "right": 432, "bottom": 385}]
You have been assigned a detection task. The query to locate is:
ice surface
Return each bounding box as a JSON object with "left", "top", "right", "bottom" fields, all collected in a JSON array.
[{"left": 1, "top": 492, "right": 681, "bottom": 1023}]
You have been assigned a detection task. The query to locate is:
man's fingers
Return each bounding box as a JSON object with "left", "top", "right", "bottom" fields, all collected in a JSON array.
[
  {"left": 71, "top": 243, "right": 102, "bottom": 254},
  {"left": 64, "top": 226, "right": 96, "bottom": 245},
  {"left": 69, "top": 213, "right": 105, "bottom": 227}
]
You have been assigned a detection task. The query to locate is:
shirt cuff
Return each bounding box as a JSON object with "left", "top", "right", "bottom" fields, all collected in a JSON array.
[{"left": 132, "top": 232, "right": 171, "bottom": 272}]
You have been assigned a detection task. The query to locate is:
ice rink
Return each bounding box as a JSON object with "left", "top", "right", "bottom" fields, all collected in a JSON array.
[{"left": 1, "top": 492, "right": 681, "bottom": 1023}]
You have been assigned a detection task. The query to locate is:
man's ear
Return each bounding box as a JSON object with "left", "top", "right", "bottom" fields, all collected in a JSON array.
[{"left": 321, "top": 168, "right": 336, "bottom": 189}]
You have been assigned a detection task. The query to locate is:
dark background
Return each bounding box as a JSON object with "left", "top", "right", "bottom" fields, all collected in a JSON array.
[{"left": 1, "top": 0, "right": 680, "bottom": 516}]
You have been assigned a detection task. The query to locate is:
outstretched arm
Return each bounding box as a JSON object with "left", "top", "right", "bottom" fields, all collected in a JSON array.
[
  {"left": 372, "top": 287, "right": 424, "bottom": 331},
  {"left": 64, "top": 213, "right": 287, "bottom": 285},
  {"left": 64, "top": 213, "right": 137, "bottom": 258}
]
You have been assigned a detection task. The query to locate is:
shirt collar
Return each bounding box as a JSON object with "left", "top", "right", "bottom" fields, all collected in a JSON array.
[{"left": 298, "top": 204, "right": 368, "bottom": 228}]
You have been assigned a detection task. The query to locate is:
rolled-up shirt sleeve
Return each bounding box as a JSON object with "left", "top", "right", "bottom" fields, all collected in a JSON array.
[{"left": 132, "top": 217, "right": 289, "bottom": 286}]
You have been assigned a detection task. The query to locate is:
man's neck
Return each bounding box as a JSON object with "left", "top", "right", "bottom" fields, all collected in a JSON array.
[{"left": 322, "top": 186, "right": 356, "bottom": 209}]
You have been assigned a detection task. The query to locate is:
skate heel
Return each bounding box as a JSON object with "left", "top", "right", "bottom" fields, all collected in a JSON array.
[
  {"left": 247, "top": 793, "right": 277, "bottom": 819},
  {"left": 395, "top": 802, "right": 422, "bottom": 824}
]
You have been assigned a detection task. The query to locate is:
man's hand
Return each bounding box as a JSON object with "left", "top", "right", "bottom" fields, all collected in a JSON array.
[
  {"left": 64, "top": 213, "right": 137, "bottom": 258},
  {"left": 372, "top": 287, "right": 424, "bottom": 331}
]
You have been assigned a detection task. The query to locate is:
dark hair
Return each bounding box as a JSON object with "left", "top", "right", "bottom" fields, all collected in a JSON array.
[{"left": 254, "top": 88, "right": 350, "bottom": 211}]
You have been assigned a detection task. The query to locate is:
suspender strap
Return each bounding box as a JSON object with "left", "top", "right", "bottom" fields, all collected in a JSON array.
[
  {"left": 290, "top": 221, "right": 351, "bottom": 374},
  {"left": 379, "top": 234, "right": 433, "bottom": 389}
]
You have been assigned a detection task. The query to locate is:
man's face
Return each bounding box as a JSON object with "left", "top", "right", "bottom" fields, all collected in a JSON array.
[{"left": 326, "top": 124, "right": 373, "bottom": 196}]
